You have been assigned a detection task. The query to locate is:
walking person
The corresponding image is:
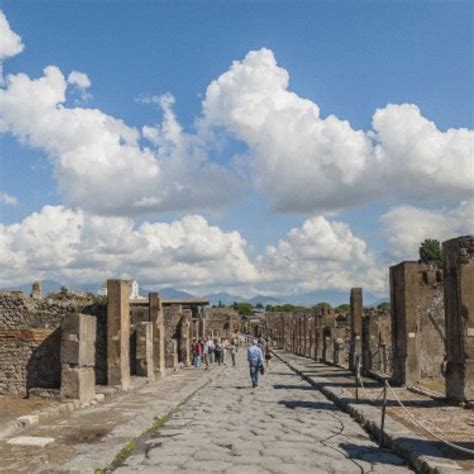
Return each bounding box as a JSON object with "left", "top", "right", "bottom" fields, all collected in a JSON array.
[
  {"left": 202, "top": 338, "right": 209, "bottom": 369},
  {"left": 247, "top": 339, "right": 264, "bottom": 388},
  {"left": 192, "top": 338, "right": 202, "bottom": 368},
  {"left": 207, "top": 338, "right": 215, "bottom": 364},
  {"left": 265, "top": 344, "right": 272, "bottom": 369},
  {"left": 214, "top": 339, "right": 223, "bottom": 366},
  {"left": 228, "top": 339, "right": 238, "bottom": 367}
]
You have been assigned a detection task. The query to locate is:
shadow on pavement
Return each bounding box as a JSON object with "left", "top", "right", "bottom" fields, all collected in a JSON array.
[{"left": 278, "top": 399, "right": 339, "bottom": 411}]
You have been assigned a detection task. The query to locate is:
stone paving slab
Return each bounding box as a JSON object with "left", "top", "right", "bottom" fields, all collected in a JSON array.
[
  {"left": 274, "top": 350, "right": 473, "bottom": 473},
  {"left": 114, "top": 351, "right": 413, "bottom": 473},
  {"left": 0, "top": 365, "right": 224, "bottom": 473}
]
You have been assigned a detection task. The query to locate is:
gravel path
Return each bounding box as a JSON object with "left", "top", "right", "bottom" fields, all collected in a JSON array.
[{"left": 116, "top": 351, "right": 412, "bottom": 473}]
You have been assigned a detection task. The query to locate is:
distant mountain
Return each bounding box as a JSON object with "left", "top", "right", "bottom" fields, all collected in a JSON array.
[
  {"left": 1, "top": 280, "right": 387, "bottom": 308},
  {"left": 281, "top": 290, "right": 387, "bottom": 308},
  {"left": 249, "top": 295, "right": 282, "bottom": 306},
  {"left": 158, "top": 287, "right": 196, "bottom": 299},
  {"left": 204, "top": 292, "right": 248, "bottom": 306}
]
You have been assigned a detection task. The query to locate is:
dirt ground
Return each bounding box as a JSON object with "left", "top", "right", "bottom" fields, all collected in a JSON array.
[
  {"left": 0, "top": 395, "right": 58, "bottom": 424},
  {"left": 349, "top": 381, "right": 474, "bottom": 470}
]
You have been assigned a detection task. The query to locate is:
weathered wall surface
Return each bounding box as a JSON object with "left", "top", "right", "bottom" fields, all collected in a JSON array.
[
  {"left": 0, "top": 290, "right": 92, "bottom": 395},
  {"left": 362, "top": 309, "right": 391, "bottom": 374},
  {"left": 205, "top": 308, "right": 241, "bottom": 340},
  {"left": 390, "top": 262, "right": 445, "bottom": 385}
]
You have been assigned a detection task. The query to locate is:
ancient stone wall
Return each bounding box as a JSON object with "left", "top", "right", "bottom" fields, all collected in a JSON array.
[
  {"left": 390, "top": 262, "right": 445, "bottom": 386},
  {"left": 0, "top": 290, "right": 92, "bottom": 395},
  {"left": 205, "top": 308, "right": 241, "bottom": 340}
]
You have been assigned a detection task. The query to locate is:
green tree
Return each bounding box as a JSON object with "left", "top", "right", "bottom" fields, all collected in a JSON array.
[
  {"left": 419, "top": 238, "right": 442, "bottom": 267},
  {"left": 336, "top": 304, "right": 350, "bottom": 313},
  {"left": 377, "top": 301, "right": 390, "bottom": 310},
  {"left": 255, "top": 303, "right": 264, "bottom": 309},
  {"left": 233, "top": 302, "right": 254, "bottom": 315},
  {"left": 313, "top": 302, "right": 331, "bottom": 312}
]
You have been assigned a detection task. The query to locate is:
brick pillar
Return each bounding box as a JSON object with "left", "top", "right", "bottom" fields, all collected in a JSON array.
[
  {"left": 107, "top": 279, "right": 131, "bottom": 389},
  {"left": 308, "top": 316, "right": 314, "bottom": 358},
  {"left": 136, "top": 321, "right": 154, "bottom": 379},
  {"left": 60, "top": 313, "right": 96, "bottom": 402},
  {"left": 443, "top": 236, "right": 474, "bottom": 404},
  {"left": 149, "top": 293, "right": 166, "bottom": 377},
  {"left": 349, "top": 288, "right": 363, "bottom": 372}
]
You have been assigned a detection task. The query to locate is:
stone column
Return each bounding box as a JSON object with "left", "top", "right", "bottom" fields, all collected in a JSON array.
[
  {"left": 349, "top": 288, "right": 363, "bottom": 372},
  {"left": 390, "top": 262, "right": 445, "bottom": 386},
  {"left": 136, "top": 321, "right": 155, "bottom": 379},
  {"left": 149, "top": 293, "right": 166, "bottom": 377},
  {"left": 443, "top": 236, "right": 474, "bottom": 405},
  {"left": 107, "top": 279, "right": 131, "bottom": 389},
  {"left": 361, "top": 313, "right": 371, "bottom": 373},
  {"left": 31, "top": 280, "right": 42, "bottom": 300},
  {"left": 180, "top": 309, "right": 193, "bottom": 366},
  {"left": 165, "top": 339, "right": 179, "bottom": 370},
  {"left": 60, "top": 313, "right": 96, "bottom": 402}
]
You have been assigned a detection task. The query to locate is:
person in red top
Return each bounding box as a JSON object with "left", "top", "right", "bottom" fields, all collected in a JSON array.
[{"left": 192, "top": 339, "right": 203, "bottom": 368}]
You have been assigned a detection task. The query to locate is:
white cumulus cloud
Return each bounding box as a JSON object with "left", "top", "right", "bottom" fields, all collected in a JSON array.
[
  {"left": 0, "top": 206, "right": 258, "bottom": 288},
  {"left": 257, "top": 215, "right": 386, "bottom": 293},
  {"left": 0, "top": 10, "right": 24, "bottom": 83},
  {"left": 380, "top": 199, "right": 474, "bottom": 261},
  {"left": 201, "top": 48, "right": 473, "bottom": 213},
  {"left": 0, "top": 66, "right": 242, "bottom": 216}
]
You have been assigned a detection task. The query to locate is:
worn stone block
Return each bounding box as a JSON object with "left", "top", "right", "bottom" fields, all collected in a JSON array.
[
  {"left": 136, "top": 321, "right": 154, "bottom": 379},
  {"left": 107, "top": 279, "right": 131, "bottom": 389},
  {"left": 443, "top": 235, "right": 474, "bottom": 403},
  {"left": 349, "top": 288, "right": 363, "bottom": 372},
  {"left": 61, "top": 313, "right": 96, "bottom": 367},
  {"left": 149, "top": 292, "right": 166, "bottom": 377},
  {"left": 61, "top": 366, "right": 95, "bottom": 402}
]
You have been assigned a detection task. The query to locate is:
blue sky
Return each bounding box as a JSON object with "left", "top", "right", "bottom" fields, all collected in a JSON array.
[{"left": 0, "top": 1, "right": 472, "bottom": 297}]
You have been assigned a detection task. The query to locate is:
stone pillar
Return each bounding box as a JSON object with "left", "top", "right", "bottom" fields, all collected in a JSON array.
[
  {"left": 136, "top": 321, "right": 154, "bottom": 379},
  {"left": 149, "top": 293, "right": 166, "bottom": 377},
  {"left": 165, "top": 339, "right": 179, "bottom": 370},
  {"left": 60, "top": 313, "right": 96, "bottom": 402},
  {"left": 390, "top": 262, "right": 444, "bottom": 386},
  {"left": 349, "top": 288, "right": 363, "bottom": 372},
  {"left": 443, "top": 236, "right": 474, "bottom": 405},
  {"left": 107, "top": 279, "right": 131, "bottom": 389},
  {"left": 31, "top": 280, "right": 42, "bottom": 299},
  {"left": 180, "top": 309, "right": 193, "bottom": 366},
  {"left": 361, "top": 313, "right": 371, "bottom": 373}
]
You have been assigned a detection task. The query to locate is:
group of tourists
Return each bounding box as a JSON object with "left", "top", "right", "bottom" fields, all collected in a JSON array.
[
  {"left": 191, "top": 334, "right": 273, "bottom": 388},
  {"left": 191, "top": 337, "right": 239, "bottom": 369}
]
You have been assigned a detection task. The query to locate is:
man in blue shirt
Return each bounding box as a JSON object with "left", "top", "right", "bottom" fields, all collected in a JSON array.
[{"left": 247, "top": 339, "right": 264, "bottom": 388}]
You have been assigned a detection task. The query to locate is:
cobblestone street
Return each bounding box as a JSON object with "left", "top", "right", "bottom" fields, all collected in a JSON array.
[{"left": 116, "top": 352, "right": 412, "bottom": 473}]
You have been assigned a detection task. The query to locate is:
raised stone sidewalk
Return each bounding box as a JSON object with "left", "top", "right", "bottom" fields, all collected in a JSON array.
[
  {"left": 0, "top": 364, "right": 224, "bottom": 473},
  {"left": 274, "top": 350, "right": 473, "bottom": 473}
]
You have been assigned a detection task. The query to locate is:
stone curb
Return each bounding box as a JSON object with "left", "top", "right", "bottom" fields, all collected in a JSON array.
[{"left": 273, "top": 350, "right": 467, "bottom": 474}]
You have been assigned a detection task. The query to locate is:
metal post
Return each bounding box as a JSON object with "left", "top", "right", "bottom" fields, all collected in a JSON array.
[{"left": 380, "top": 380, "right": 388, "bottom": 448}]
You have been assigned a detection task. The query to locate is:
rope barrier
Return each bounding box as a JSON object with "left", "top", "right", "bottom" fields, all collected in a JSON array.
[{"left": 385, "top": 380, "right": 474, "bottom": 456}]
